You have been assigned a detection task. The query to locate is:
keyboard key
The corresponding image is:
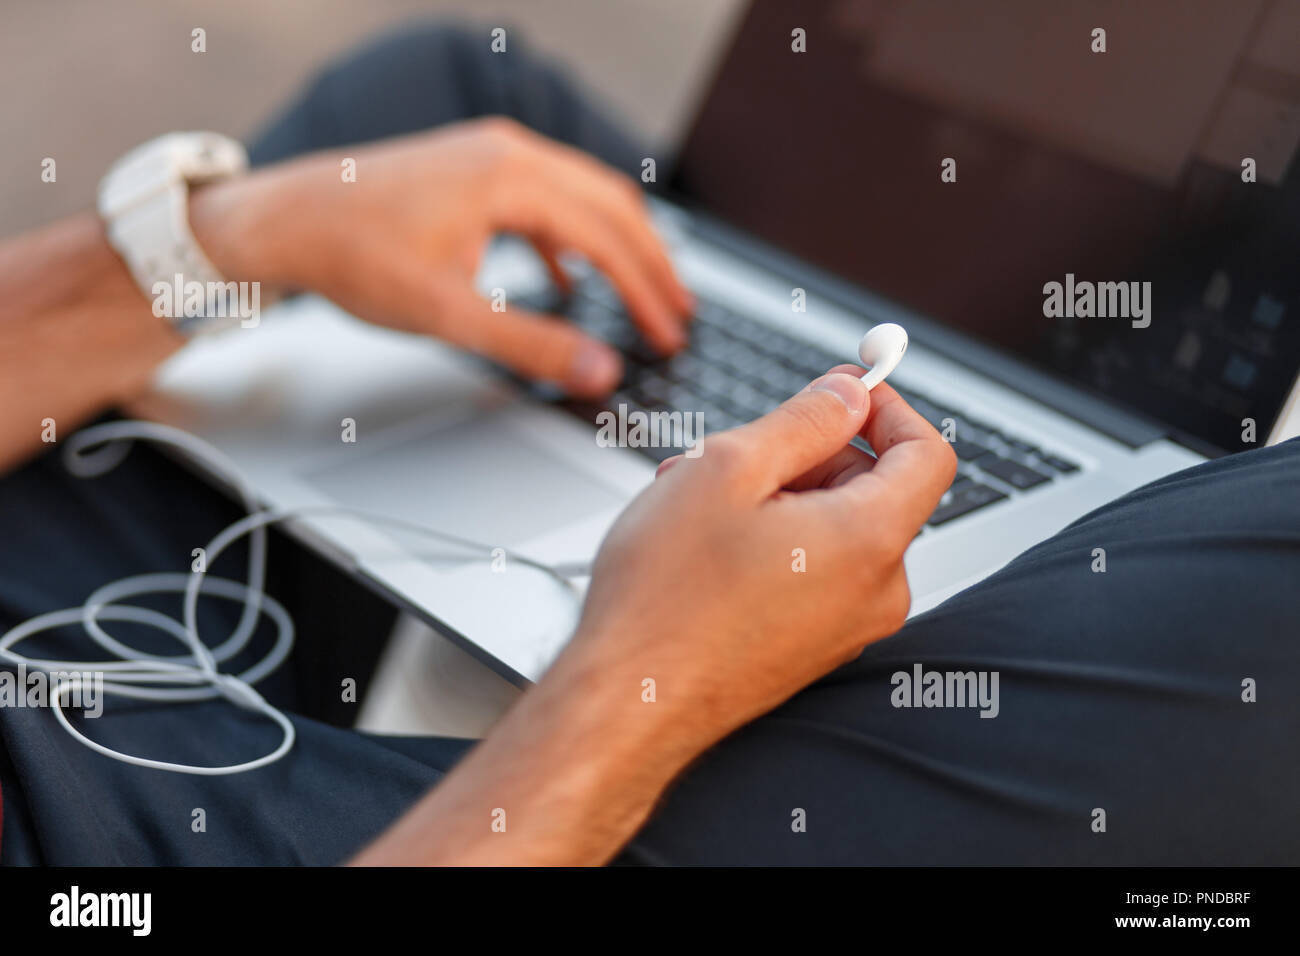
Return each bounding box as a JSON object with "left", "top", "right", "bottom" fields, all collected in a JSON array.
[
  {"left": 951, "top": 420, "right": 1000, "bottom": 446},
  {"left": 662, "top": 352, "right": 704, "bottom": 381},
  {"left": 928, "top": 482, "right": 1007, "bottom": 526},
  {"left": 626, "top": 374, "right": 674, "bottom": 409},
  {"left": 696, "top": 365, "right": 735, "bottom": 399},
  {"left": 638, "top": 443, "right": 679, "bottom": 463},
  {"left": 696, "top": 403, "right": 740, "bottom": 432},
  {"left": 961, "top": 415, "right": 1001, "bottom": 435},
  {"left": 694, "top": 336, "right": 738, "bottom": 368},
  {"left": 754, "top": 370, "right": 808, "bottom": 401},
  {"left": 912, "top": 402, "right": 954, "bottom": 431},
  {"left": 975, "top": 454, "right": 1052, "bottom": 489},
  {"left": 578, "top": 275, "right": 620, "bottom": 308},
  {"left": 722, "top": 382, "right": 768, "bottom": 416},
  {"left": 1039, "top": 454, "right": 1080, "bottom": 473},
  {"left": 728, "top": 346, "right": 772, "bottom": 376},
  {"left": 949, "top": 439, "right": 993, "bottom": 461},
  {"left": 1002, "top": 437, "right": 1040, "bottom": 455},
  {"left": 751, "top": 326, "right": 796, "bottom": 354}
]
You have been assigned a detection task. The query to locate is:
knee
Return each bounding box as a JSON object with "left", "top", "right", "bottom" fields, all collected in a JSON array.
[
  {"left": 251, "top": 20, "right": 517, "bottom": 161},
  {"left": 329, "top": 20, "right": 487, "bottom": 76},
  {"left": 1192, "top": 437, "right": 1300, "bottom": 529},
  {"left": 317, "top": 20, "right": 513, "bottom": 111}
]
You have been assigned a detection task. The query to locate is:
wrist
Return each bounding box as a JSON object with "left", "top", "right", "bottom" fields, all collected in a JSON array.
[
  {"left": 563, "top": 622, "right": 738, "bottom": 755},
  {"left": 188, "top": 170, "right": 295, "bottom": 290},
  {"left": 354, "top": 633, "right": 714, "bottom": 865},
  {"left": 538, "top": 640, "right": 712, "bottom": 787}
]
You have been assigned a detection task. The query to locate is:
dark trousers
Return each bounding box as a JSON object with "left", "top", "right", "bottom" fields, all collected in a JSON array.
[{"left": 2, "top": 24, "right": 1296, "bottom": 865}]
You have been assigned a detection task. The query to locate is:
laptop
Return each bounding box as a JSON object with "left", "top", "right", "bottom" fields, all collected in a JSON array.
[{"left": 144, "top": 0, "right": 1300, "bottom": 684}]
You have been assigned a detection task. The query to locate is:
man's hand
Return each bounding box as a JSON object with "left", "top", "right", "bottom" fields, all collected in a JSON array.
[
  {"left": 0, "top": 118, "right": 687, "bottom": 471},
  {"left": 354, "top": 371, "right": 956, "bottom": 865},
  {"left": 190, "top": 117, "right": 692, "bottom": 396},
  {"left": 571, "top": 369, "right": 957, "bottom": 751}
]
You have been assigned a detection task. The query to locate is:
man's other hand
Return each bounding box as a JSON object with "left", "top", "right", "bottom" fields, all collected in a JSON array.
[{"left": 189, "top": 117, "right": 693, "bottom": 397}]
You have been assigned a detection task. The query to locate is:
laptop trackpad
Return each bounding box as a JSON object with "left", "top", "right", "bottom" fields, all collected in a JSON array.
[{"left": 303, "top": 408, "right": 625, "bottom": 548}]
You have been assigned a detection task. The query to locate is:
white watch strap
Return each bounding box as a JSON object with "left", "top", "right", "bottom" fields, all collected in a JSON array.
[
  {"left": 106, "top": 183, "right": 228, "bottom": 305},
  {"left": 98, "top": 133, "right": 250, "bottom": 336}
]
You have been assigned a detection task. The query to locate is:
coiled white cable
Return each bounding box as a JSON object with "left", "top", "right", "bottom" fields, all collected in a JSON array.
[{"left": 0, "top": 420, "right": 584, "bottom": 775}]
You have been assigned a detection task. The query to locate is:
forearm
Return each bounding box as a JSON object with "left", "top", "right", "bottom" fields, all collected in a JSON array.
[
  {"left": 350, "top": 638, "right": 711, "bottom": 866},
  {"left": 0, "top": 169, "right": 298, "bottom": 475},
  {"left": 0, "top": 214, "right": 181, "bottom": 472}
]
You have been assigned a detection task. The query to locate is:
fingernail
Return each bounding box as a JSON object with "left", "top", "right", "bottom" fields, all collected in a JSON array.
[
  {"left": 567, "top": 341, "right": 621, "bottom": 393},
  {"left": 656, "top": 324, "right": 687, "bottom": 353},
  {"left": 811, "top": 373, "right": 868, "bottom": 413}
]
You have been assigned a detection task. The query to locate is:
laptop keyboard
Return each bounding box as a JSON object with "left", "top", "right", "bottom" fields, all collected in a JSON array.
[{"left": 521, "top": 275, "right": 1080, "bottom": 529}]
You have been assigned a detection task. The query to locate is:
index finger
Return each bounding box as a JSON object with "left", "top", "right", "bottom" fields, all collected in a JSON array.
[
  {"left": 537, "top": 140, "right": 693, "bottom": 315},
  {"left": 506, "top": 175, "right": 686, "bottom": 353}
]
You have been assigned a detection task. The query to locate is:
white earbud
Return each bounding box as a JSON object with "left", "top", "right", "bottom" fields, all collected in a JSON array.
[{"left": 857, "top": 323, "right": 908, "bottom": 390}]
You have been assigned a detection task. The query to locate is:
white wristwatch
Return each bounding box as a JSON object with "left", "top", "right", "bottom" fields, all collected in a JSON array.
[{"left": 98, "top": 132, "right": 250, "bottom": 336}]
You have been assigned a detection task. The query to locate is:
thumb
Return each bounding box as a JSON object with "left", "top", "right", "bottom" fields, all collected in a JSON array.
[
  {"left": 727, "top": 372, "right": 870, "bottom": 492},
  {"left": 436, "top": 285, "right": 623, "bottom": 397}
]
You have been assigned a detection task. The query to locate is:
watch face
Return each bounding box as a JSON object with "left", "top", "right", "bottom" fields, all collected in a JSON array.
[
  {"left": 188, "top": 130, "right": 248, "bottom": 175},
  {"left": 185, "top": 132, "right": 249, "bottom": 181},
  {"left": 98, "top": 133, "right": 247, "bottom": 217},
  {"left": 98, "top": 132, "right": 253, "bottom": 338}
]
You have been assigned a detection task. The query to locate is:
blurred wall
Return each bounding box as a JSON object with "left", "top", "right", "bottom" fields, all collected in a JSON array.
[{"left": 1, "top": 0, "right": 744, "bottom": 236}]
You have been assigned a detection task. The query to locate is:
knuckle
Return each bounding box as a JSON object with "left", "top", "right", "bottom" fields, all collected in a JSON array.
[
  {"left": 699, "top": 432, "right": 750, "bottom": 480},
  {"left": 616, "top": 178, "right": 645, "bottom": 207},
  {"left": 885, "top": 524, "right": 917, "bottom": 564},
  {"left": 884, "top": 576, "right": 912, "bottom": 630},
  {"left": 854, "top": 536, "right": 895, "bottom": 582},
  {"left": 854, "top": 520, "right": 910, "bottom": 576},
  {"left": 478, "top": 115, "right": 525, "bottom": 140},
  {"left": 477, "top": 117, "right": 534, "bottom": 172}
]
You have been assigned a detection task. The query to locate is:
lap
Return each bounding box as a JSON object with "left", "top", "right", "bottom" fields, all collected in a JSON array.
[
  {"left": 5, "top": 406, "right": 1294, "bottom": 865},
  {"left": 621, "top": 438, "right": 1300, "bottom": 864},
  {"left": 249, "top": 21, "right": 646, "bottom": 171},
  {"left": 0, "top": 440, "right": 408, "bottom": 864}
]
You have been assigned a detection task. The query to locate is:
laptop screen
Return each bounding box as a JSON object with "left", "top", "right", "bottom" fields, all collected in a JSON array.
[{"left": 670, "top": 0, "right": 1300, "bottom": 451}]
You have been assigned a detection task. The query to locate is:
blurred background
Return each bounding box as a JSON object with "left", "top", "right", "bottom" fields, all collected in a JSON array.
[{"left": 2, "top": 0, "right": 745, "bottom": 236}]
